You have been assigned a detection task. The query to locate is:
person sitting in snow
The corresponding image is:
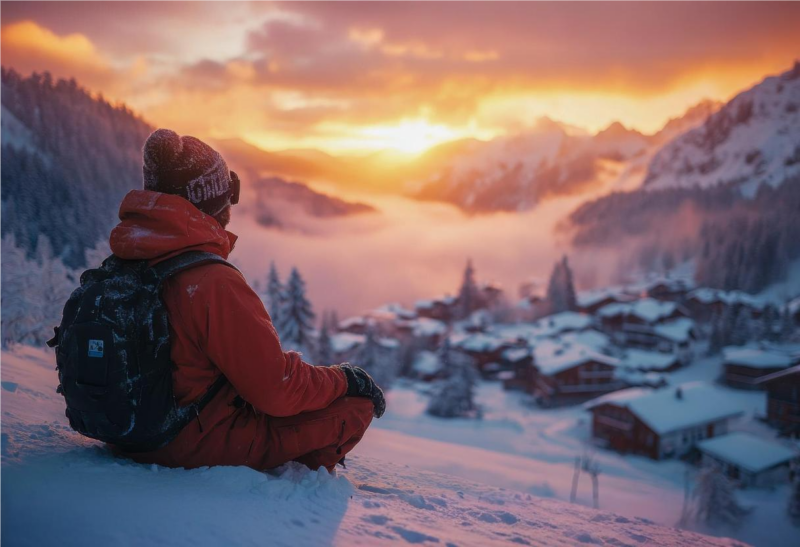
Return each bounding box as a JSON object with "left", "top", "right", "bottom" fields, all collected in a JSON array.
[{"left": 109, "top": 129, "right": 385, "bottom": 472}]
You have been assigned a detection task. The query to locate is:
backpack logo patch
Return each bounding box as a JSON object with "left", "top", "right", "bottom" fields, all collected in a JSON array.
[{"left": 88, "top": 339, "right": 104, "bottom": 358}]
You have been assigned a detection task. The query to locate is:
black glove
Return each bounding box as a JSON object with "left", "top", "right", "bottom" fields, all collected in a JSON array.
[{"left": 334, "top": 364, "right": 386, "bottom": 419}]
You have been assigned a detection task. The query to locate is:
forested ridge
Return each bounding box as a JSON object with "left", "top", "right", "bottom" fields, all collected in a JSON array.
[{"left": 1, "top": 67, "right": 153, "bottom": 267}]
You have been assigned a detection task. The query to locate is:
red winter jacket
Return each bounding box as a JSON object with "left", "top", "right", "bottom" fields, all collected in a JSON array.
[{"left": 109, "top": 190, "right": 348, "bottom": 468}]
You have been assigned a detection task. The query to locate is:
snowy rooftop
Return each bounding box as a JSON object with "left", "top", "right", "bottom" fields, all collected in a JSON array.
[
  {"left": 597, "top": 298, "right": 679, "bottom": 324},
  {"left": 371, "top": 302, "right": 416, "bottom": 320},
  {"left": 687, "top": 288, "right": 767, "bottom": 309},
  {"left": 586, "top": 382, "right": 744, "bottom": 435},
  {"left": 501, "top": 347, "right": 531, "bottom": 363},
  {"left": 652, "top": 317, "right": 695, "bottom": 343},
  {"left": 338, "top": 316, "right": 367, "bottom": 330},
  {"left": 723, "top": 346, "right": 795, "bottom": 369},
  {"left": 576, "top": 286, "right": 631, "bottom": 308},
  {"left": 621, "top": 349, "right": 679, "bottom": 371},
  {"left": 697, "top": 433, "right": 798, "bottom": 473},
  {"left": 451, "top": 332, "right": 507, "bottom": 353},
  {"left": 533, "top": 341, "right": 619, "bottom": 376},
  {"left": 330, "top": 333, "right": 399, "bottom": 353},
  {"left": 758, "top": 364, "right": 800, "bottom": 385},
  {"left": 410, "top": 317, "right": 448, "bottom": 337}
]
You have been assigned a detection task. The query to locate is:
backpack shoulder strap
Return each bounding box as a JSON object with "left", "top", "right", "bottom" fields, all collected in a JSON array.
[{"left": 150, "top": 251, "right": 240, "bottom": 285}]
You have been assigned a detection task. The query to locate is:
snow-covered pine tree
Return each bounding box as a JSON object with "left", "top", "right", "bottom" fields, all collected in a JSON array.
[
  {"left": 280, "top": 267, "right": 315, "bottom": 355},
  {"left": 264, "top": 262, "right": 285, "bottom": 333},
  {"left": 691, "top": 463, "right": 749, "bottom": 527},
  {"left": 707, "top": 310, "right": 725, "bottom": 355},
  {"left": 546, "top": 256, "right": 577, "bottom": 314},
  {"left": 426, "top": 342, "right": 478, "bottom": 418},
  {"left": 357, "top": 325, "right": 396, "bottom": 389},
  {"left": 315, "top": 311, "right": 335, "bottom": 366},
  {"left": 83, "top": 239, "right": 112, "bottom": 268},
  {"left": 1, "top": 235, "right": 38, "bottom": 347},
  {"left": 729, "top": 306, "right": 752, "bottom": 346},
  {"left": 457, "top": 259, "right": 480, "bottom": 319}
]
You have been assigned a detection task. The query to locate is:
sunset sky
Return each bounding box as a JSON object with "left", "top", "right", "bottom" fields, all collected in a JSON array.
[{"left": 2, "top": 1, "right": 799, "bottom": 155}]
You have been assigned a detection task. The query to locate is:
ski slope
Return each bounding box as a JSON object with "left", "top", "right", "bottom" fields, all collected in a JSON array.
[{"left": 0, "top": 345, "right": 746, "bottom": 547}]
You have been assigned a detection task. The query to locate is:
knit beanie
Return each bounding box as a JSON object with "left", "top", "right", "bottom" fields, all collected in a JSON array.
[{"left": 142, "top": 129, "right": 232, "bottom": 216}]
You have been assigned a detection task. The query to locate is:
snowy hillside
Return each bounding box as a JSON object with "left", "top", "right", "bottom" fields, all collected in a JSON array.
[
  {"left": 644, "top": 62, "right": 800, "bottom": 196},
  {"left": 2, "top": 345, "right": 745, "bottom": 547}
]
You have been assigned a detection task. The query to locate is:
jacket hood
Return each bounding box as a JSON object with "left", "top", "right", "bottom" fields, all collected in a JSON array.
[{"left": 110, "top": 190, "right": 237, "bottom": 263}]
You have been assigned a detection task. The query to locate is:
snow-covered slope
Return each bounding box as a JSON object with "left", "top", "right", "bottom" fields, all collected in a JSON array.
[
  {"left": 1, "top": 346, "right": 742, "bottom": 547},
  {"left": 644, "top": 62, "right": 800, "bottom": 196}
]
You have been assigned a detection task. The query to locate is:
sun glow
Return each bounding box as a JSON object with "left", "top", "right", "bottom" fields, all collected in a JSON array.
[{"left": 356, "top": 120, "right": 464, "bottom": 154}]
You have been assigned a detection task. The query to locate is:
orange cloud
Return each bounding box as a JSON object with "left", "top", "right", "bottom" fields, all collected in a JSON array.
[{"left": 1, "top": 21, "right": 113, "bottom": 85}]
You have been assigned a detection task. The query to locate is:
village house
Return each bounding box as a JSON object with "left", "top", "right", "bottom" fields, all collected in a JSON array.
[
  {"left": 758, "top": 364, "right": 800, "bottom": 437},
  {"left": 329, "top": 332, "right": 400, "bottom": 364},
  {"left": 500, "top": 347, "right": 534, "bottom": 391},
  {"left": 644, "top": 278, "right": 694, "bottom": 303},
  {"left": 576, "top": 287, "right": 635, "bottom": 315},
  {"left": 597, "top": 298, "right": 688, "bottom": 333},
  {"left": 723, "top": 345, "right": 799, "bottom": 390},
  {"left": 620, "top": 349, "right": 681, "bottom": 373},
  {"left": 684, "top": 288, "right": 767, "bottom": 324},
  {"left": 449, "top": 331, "right": 512, "bottom": 375},
  {"left": 530, "top": 342, "right": 624, "bottom": 407},
  {"left": 393, "top": 317, "right": 448, "bottom": 349},
  {"left": 415, "top": 296, "right": 457, "bottom": 322},
  {"left": 586, "top": 382, "right": 744, "bottom": 460},
  {"left": 697, "top": 432, "right": 799, "bottom": 488}
]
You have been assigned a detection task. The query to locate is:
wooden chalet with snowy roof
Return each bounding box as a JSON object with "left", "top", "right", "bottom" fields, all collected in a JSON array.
[
  {"left": 531, "top": 342, "right": 624, "bottom": 407},
  {"left": 684, "top": 288, "right": 767, "bottom": 324},
  {"left": 644, "top": 278, "right": 694, "bottom": 303},
  {"left": 723, "top": 345, "right": 800, "bottom": 390},
  {"left": 576, "top": 288, "right": 635, "bottom": 315},
  {"left": 697, "top": 432, "right": 799, "bottom": 488},
  {"left": 758, "top": 364, "right": 800, "bottom": 437},
  {"left": 586, "top": 383, "right": 744, "bottom": 460}
]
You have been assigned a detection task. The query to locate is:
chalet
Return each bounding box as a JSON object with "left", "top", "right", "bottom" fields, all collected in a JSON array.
[
  {"left": 531, "top": 342, "right": 624, "bottom": 407},
  {"left": 597, "top": 298, "right": 687, "bottom": 333},
  {"left": 623, "top": 317, "right": 696, "bottom": 363},
  {"left": 329, "top": 332, "right": 400, "bottom": 363},
  {"left": 684, "top": 288, "right": 766, "bottom": 324},
  {"left": 723, "top": 346, "right": 798, "bottom": 390},
  {"left": 338, "top": 316, "right": 369, "bottom": 335},
  {"left": 415, "top": 296, "right": 457, "bottom": 322},
  {"left": 393, "top": 317, "right": 447, "bottom": 349},
  {"left": 576, "top": 288, "right": 635, "bottom": 315},
  {"left": 450, "top": 332, "right": 511, "bottom": 374},
  {"left": 586, "top": 382, "right": 744, "bottom": 460},
  {"left": 697, "top": 433, "right": 799, "bottom": 488},
  {"left": 620, "top": 349, "right": 681, "bottom": 373},
  {"left": 758, "top": 365, "right": 800, "bottom": 437},
  {"left": 645, "top": 278, "right": 694, "bottom": 303},
  {"left": 500, "top": 348, "right": 534, "bottom": 391}
]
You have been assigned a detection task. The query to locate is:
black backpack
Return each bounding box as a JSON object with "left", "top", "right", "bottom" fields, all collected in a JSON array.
[{"left": 47, "top": 251, "right": 236, "bottom": 452}]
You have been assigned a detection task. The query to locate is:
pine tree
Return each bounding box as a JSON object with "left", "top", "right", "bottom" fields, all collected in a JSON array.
[
  {"left": 426, "top": 354, "right": 478, "bottom": 419},
  {"left": 1, "top": 235, "right": 37, "bottom": 346},
  {"left": 691, "top": 463, "right": 749, "bottom": 527},
  {"left": 280, "top": 267, "right": 315, "bottom": 355},
  {"left": 546, "top": 255, "right": 577, "bottom": 314},
  {"left": 357, "top": 326, "right": 395, "bottom": 389},
  {"left": 457, "top": 259, "right": 480, "bottom": 319},
  {"left": 729, "top": 306, "right": 752, "bottom": 347},
  {"left": 780, "top": 306, "right": 797, "bottom": 342},
  {"left": 759, "top": 305, "right": 778, "bottom": 342},
  {"left": 707, "top": 310, "right": 725, "bottom": 355},
  {"left": 315, "top": 311, "right": 335, "bottom": 366},
  {"left": 264, "top": 262, "right": 285, "bottom": 332}
]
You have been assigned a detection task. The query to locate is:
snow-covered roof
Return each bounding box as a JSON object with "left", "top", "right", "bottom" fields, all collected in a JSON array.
[
  {"left": 411, "top": 317, "right": 447, "bottom": 337},
  {"left": 532, "top": 311, "right": 593, "bottom": 337},
  {"left": 697, "top": 433, "right": 798, "bottom": 473},
  {"left": 330, "top": 332, "right": 399, "bottom": 353},
  {"left": 586, "top": 382, "right": 744, "bottom": 435},
  {"left": 652, "top": 317, "right": 695, "bottom": 343},
  {"left": 502, "top": 347, "right": 531, "bottom": 363},
  {"left": 723, "top": 346, "right": 795, "bottom": 369},
  {"left": 372, "top": 303, "right": 416, "bottom": 320},
  {"left": 534, "top": 341, "right": 620, "bottom": 376},
  {"left": 413, "top": 351, "right": 442, "bottom": 375},
  {"left": 415, "top": 299, "right": 434, "bottom": 310},
  {"left": 331, "top": 332, "right": 364, "bottom": 353},
  {"left": 451, "top": 332, "right": 507, "bottom": 353},
  {"left": 687, "top": 288, "right": 767, "bottom": 309},
  {"left": 576, "top": 287, "right": 630, "bottom": 308},
  {"left": 597, "top": 298, "right": 679, "bottom": 324},
  {"left": 338, "top": 316, "right": 367, "bottom": 330},
  {"left": 621, "top": 349, "right": 680, "bottom": 371}
]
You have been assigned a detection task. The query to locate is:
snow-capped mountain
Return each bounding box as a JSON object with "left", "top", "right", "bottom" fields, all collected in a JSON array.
[
  {"left": 414, "top": 118, "right": 658, "bottom": 213},
  {"left": 412, "top": 100, "right": 718, "bottom": 213},
  {"left": 644, "top": 62, "right": 800, "bottom": 196}
]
